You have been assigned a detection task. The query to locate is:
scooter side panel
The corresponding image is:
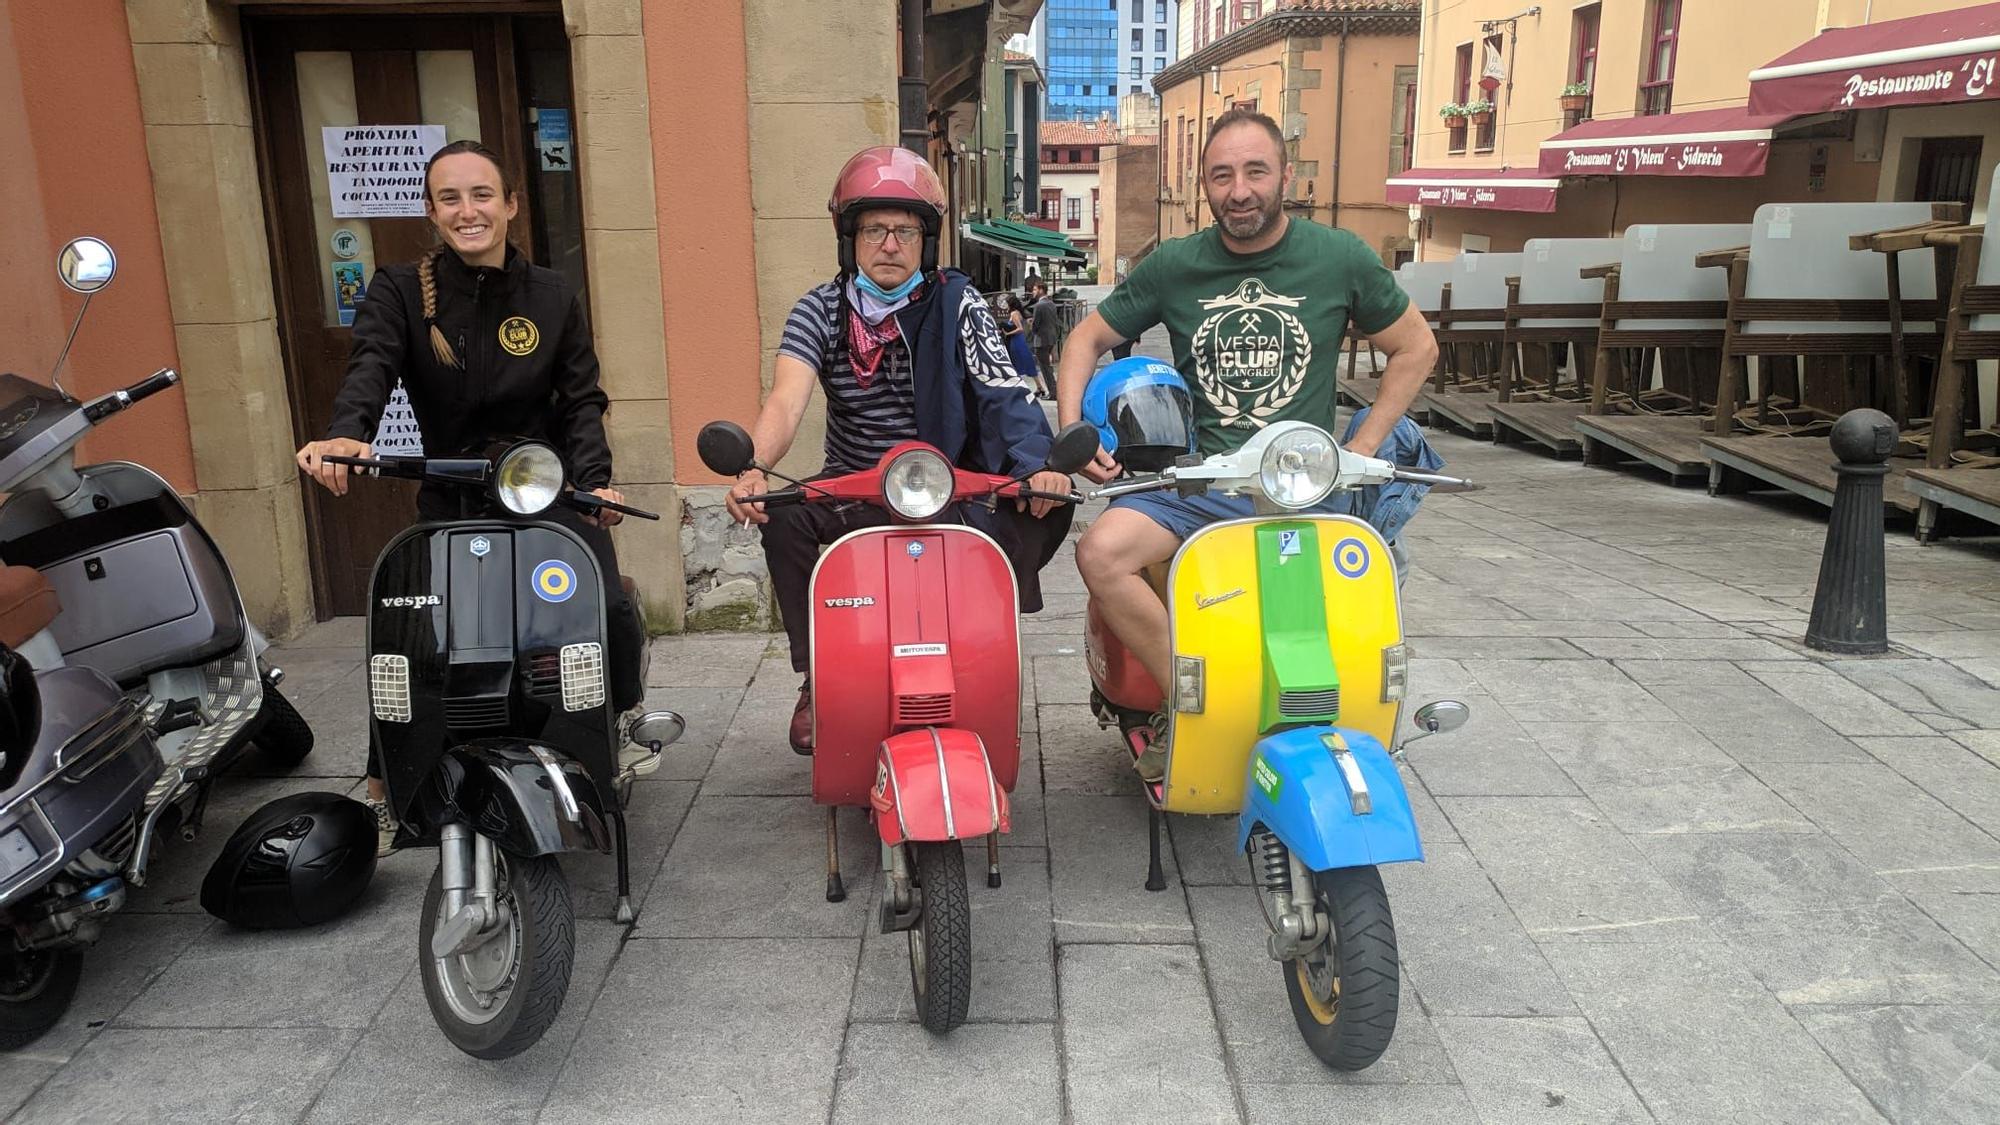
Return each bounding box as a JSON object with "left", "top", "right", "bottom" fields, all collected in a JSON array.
[
  {"left": 1232, "top": 726, "right": 1422, "bottom": 870},
  {"left": 812, "top": 525, "right": 1021, "bottom": 808},
  {"left": 1164, "top": 515, "right": 1403, "bottom": 815}
]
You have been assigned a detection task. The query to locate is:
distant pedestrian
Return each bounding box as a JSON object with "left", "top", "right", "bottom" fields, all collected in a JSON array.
[
  {"left": 997, "top": 292, "right": 1045, "bottom": 395},
  {"left": 1029, "top": 279, "right": 1060, "bottom": 390}
]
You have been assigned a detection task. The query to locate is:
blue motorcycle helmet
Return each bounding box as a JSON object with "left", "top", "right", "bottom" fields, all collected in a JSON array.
[{"left": 1082, "top": 357, "right": 1195, "bottom": 473}]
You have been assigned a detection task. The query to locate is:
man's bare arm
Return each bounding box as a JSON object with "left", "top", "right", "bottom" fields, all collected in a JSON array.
[{"left": 1344, "top": 304, "right": 1438, "bottom": 458}]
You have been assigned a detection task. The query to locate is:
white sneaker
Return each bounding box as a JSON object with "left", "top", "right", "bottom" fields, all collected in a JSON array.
[{"left": 365, "top": 797, "right": 398, "bottom": 858}]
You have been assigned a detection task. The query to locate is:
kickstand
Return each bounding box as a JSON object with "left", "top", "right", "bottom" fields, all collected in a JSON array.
[
  {"left": 1144, "top": 805, "right": 1167, "bottom": 892},
  {"left": 986, "top": 830, "right": 1002, "bottom": 888},
  {"left": 825, "top": 807, "right": 847, "bottom": 902},
  {"left": 611, "top": 808, "right": 635, "bottom": 924}
]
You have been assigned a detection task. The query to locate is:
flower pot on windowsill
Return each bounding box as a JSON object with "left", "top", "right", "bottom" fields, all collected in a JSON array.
[
  {"left": 1469, "top": 109, "right": 1494, "bottom": 127},
  {"left": 1559, "top": 94, "right": 1589, "bottom": 111},
  {"left": 1445, "top": 118, "right": 1468, "bottom": 136}
]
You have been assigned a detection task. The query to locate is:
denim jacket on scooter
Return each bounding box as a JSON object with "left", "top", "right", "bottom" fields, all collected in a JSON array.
[{"left": 1333, "top": 407, "right": 1444, "bottom": 544}]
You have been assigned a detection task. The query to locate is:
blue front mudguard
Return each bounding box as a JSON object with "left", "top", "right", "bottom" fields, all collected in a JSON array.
[{"left": 1233, "top": 726, "right": 1423, "bottom": 870}]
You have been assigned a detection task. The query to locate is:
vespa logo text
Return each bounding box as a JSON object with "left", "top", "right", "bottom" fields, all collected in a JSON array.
[
  {"left": 1194, "top": 589, "right": 1246, "bottom": 610},
  {"left": 822, "top": 596, "right": 877, "bottom": 608},
  {"left": 379, "top": 594, "right": 442, "bottom": 609}
]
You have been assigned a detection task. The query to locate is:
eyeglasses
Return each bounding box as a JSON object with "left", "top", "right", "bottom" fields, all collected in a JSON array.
[{"left": 857, "top": 224, "right": 924, "bottom": 247}]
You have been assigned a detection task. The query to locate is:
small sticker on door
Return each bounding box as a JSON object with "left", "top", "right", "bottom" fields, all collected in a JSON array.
[
  {"left": 537, "top": 108, "right": 572, "bottom": 172},
  {"left": 332, "top": 262, "right": 366, "bottom": 327},
  {"left": 331, "top": 228, "right": 361, "bottom": 260}
]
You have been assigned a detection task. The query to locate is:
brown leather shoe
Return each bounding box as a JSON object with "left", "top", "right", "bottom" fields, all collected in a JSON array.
[{"left": 789, "top": 679, "right": 814, "bottom": 755}]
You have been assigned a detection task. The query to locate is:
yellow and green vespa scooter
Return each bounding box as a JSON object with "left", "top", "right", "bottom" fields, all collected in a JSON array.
[{"left": 1086, "top": 419, "right": 1472, "bottom": 1071}]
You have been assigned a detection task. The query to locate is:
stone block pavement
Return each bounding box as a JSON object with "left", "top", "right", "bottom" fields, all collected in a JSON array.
[{"left": 9, "top": 431, "right": 2000, "bottom": 1122}]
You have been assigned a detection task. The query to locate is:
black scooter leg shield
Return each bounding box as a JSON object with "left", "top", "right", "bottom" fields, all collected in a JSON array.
[{"left": 419, "top": 741, "right": 612, "bottom": 857}]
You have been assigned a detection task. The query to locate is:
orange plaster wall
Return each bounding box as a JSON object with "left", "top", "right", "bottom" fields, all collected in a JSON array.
[
  {"left": 646, "top": 0, "right": 763, "bottom": 485},
  {"left": 0, "top": 1, "right": 196, "bottom": 494}
]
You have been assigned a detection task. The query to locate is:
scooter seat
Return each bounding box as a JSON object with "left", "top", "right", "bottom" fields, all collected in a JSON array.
[{"left": 0, "top": 565, "right": 58, "bottom": 650}]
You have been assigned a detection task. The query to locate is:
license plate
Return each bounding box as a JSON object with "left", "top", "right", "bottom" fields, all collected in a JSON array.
[{"left": 0, "top": 827, "right": 41, "bottom": 884}]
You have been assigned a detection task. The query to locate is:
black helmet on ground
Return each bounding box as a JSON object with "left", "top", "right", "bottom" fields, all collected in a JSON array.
[{"left": 201, "top": 792, "right": 378, "bottom": 929}]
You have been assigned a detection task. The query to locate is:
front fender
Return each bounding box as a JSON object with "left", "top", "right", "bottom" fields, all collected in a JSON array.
[
  {"left": 414, "top": 739, "right": 612, "bottom": 857},
  {"left": 871, "top": 727, "right": 1009, "bottom": 845},
  {"left": 1233, "top": 726, "right": 1422, "bottom": 870}
]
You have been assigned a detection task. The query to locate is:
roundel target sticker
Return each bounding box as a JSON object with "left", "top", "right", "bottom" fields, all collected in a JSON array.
[
  {"left": 533, "top": 559, "right": 578, "bottom": 603},
  {"left": 1332, "top": 537, "right": 1370, "bottom": 580}
]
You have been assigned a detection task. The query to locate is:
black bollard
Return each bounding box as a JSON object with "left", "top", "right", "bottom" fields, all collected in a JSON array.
[{"left": 1805, "top": 409, "right": 1893, "bottom": 654}]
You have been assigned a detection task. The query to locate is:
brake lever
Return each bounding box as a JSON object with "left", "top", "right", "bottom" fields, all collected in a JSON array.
[{"left": 566, "top": 491, "right": 661, "bottom": 521}]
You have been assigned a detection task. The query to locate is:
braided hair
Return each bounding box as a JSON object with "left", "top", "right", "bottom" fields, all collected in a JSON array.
[
  {"left": 418, "top": 246, "right": 458, "bottom": 368},
  {"left": 419, "top": 139, "right": 518, "bottom": 370}
]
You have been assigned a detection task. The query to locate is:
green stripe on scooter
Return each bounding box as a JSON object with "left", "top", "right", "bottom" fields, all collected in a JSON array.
[{"left": 1256, "top": 522, "right": 1340, "bottom": 733}]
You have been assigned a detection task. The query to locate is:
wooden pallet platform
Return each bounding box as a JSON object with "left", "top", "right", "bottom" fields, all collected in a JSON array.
[
  {"left": 1338, "top": 376, "right": 1430, "bottom": 423},
  {"left": 1418, "top": 388, "right": 1496, "bottom": 438},
  {"left": 1699, "top": 433, "right": 1923, "bottom": 513},
  {"left": 1490, "top": 400, "right": 1585, "bottom": 456},
  {"left": 1337, "top": 377, "right": 1379, "bottom": 409},
  {"left": 1574, "top": 413, "right": 1709, "bottom": 479},
  {"left": 1907, "top": 466, "right": 2000, "bottom": 540}
]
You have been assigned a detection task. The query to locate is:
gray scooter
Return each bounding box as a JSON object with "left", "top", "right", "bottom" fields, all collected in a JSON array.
[{"left": 0, "top": 238, "right": 315, "bottom": 1047}]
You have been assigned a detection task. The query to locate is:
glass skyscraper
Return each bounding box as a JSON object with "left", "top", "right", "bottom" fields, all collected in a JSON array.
[{"left": 1040, "top": 0, "right": 1119, "bottom": 121}]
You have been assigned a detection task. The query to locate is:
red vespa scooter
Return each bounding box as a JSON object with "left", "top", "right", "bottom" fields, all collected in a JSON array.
[{"left": 695, "top": 419, "right": 1098, "bottom": 1033}]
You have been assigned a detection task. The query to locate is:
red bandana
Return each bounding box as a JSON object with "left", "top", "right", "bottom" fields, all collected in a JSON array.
[{"left": 844, "top": 303, "right": 903, "bottom": 388}]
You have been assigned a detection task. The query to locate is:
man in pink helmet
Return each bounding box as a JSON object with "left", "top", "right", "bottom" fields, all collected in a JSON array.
[{"left": 726, "top": 145, "right": 1077, "bottom": 753}]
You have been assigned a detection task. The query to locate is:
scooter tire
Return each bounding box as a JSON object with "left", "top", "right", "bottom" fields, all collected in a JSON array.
[
  {"left": 419, "top": 853, "right": 575, "bottom": 1060},
  {"left": 1283, "top": 865, "right": 1399, "bottom": 1071},
  {"left": 908, "top": 842, "right": 971, "bottom": 1034},
  {"left": 251, "top": 686, "right": 316, "bottom": 767},
  {"left": 0, "top": 946, "right": 84, "bottom": 1050}
]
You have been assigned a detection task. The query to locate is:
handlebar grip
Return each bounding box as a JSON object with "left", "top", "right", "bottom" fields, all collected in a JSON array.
[
  {"left": 758, "top": 489, "right": 806, "bottom": 508},
  {"left": 125, "top": 368, "right": 179, "bottom": 404},
  {"left": 595, "top": 498, "right": 661, "bottom": 521},
  {"left": 1016, "top": 488, "right": 1083, "bottom": 504}
]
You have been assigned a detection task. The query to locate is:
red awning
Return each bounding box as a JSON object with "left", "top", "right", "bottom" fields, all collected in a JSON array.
[
  {"left": 1384, "top": 167, "right": 1560, "bottom": 212},
  {"left": 1538, "top": 107, "right": 1790, "bottom": 178},
  {"left": 1748, "top": 2, "right": 2000, "bottom": 115}
]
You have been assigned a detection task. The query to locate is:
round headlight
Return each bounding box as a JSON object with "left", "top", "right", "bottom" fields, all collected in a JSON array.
[
  {"left": 1257, "top": 425, "right": 1337, "bottom": 508},
  {"left": 495, "top": 442, "right": 565, "bottom": 515},
  {"left": 882, "top": 448, "right": 954, "bottom": 521}
]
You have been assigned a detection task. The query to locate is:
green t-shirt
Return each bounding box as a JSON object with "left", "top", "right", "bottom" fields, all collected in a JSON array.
[{"left": 1097, "top": 219, "right": 1409, "bottom": 455}]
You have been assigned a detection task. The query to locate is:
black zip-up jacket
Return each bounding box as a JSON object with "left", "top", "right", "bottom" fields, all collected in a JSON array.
[{"left": 325, "top": 246, "right": 613, "bottom": 492}]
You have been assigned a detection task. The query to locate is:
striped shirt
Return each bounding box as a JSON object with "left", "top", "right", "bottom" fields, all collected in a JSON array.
[{"left": 780, "top": 279, "right": 1036, "bottom": 473}]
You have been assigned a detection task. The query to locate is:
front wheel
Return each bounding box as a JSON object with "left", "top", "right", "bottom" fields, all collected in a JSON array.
[
  {"left": 252, "top": 685, "right": 315, "bottom": 767},
  {"left": 907, "top": 842, "right": 971, "bottom": 1034},
  {"left": 0, "top": 946, "right": 84, "bottom": 1050},
  {"left": 419, "top": 850, "right": 575, "bottom": 1059},
  {"left": 1283, "top": 865, "right": 1399, "bottom": 1071}
]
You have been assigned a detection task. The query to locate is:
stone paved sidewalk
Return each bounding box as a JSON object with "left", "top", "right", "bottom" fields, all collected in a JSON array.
[{"left": 7, "top": 429, "right": 2000, "bottom": 1123}]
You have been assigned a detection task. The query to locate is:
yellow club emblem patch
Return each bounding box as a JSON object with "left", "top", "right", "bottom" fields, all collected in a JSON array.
[{"left": 498, "top": 316, "right": 540, "bottom": 356}]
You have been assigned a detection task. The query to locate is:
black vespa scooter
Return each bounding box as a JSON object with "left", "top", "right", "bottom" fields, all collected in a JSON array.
[{"left": 318, "top": 441, "right": 683, "bottom": 1059}]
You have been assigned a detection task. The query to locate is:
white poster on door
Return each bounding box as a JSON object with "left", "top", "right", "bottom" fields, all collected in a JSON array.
[
  {"left": 374, "top": 383, "right": 425, "bottom": 456},
  {"left": 322, "top": 125, "right": 447, "bottom": 218}
]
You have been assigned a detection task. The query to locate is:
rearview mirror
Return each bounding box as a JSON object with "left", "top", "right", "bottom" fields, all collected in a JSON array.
[
  {"left": 629, "top": 709, "right": 685, "bottom": 749},
  {"left": 1045, "top": 420, "right": 1100, "bottom": 476},
  {"left": 57, "top": 237, "right": 117, "bottom": 294},
  {"left": 697, "top": 421, "right": 756, "bottom": 477},
  {"left": 1411, "top": 699, "right": 1470, "bottom": 736}
]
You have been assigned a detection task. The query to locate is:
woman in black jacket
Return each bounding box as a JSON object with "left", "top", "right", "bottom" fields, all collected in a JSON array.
[{"left": 296, "top": 140, "right": 647, "bottom": 854}]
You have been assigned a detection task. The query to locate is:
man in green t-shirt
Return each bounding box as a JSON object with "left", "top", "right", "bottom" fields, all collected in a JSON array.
[{"left": 1055, "top": 108, "right": 1438, "bottom": 780}]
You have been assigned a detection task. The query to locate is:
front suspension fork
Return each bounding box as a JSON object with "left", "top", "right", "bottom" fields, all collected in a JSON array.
[{"left": 430, "top": 824, "right": 500, "bottom": 958}]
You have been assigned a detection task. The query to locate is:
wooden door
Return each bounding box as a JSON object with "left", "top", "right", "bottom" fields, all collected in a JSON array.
[{"left": 246, "top": 11, "right": 576, "bottom": 618}]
